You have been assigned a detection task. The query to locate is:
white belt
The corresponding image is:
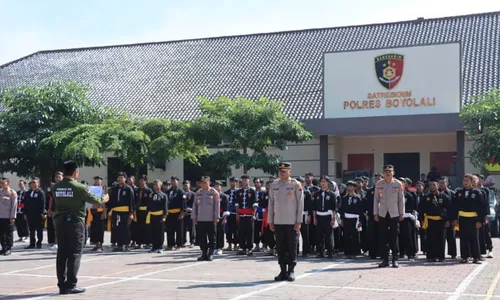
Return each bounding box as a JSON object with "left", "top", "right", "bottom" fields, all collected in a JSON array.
[
  {"left": 403, "top": 213, "right": 416, "bottom": 221},
  {"left": 344, "top": 213, "right": 362, "bottom": 232},
  {"left": 302, "top": 211, "right": 308, "bottom": 217},
  {"left": 316, "top": 210, "right": 333, "bottom": 216}
]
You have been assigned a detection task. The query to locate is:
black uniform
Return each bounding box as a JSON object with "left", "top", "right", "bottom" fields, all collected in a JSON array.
[
  {"left": 24, "top": 188, "right": 46, "bottom": 248},
  {"left": 420, "top": 191, "right": 450, "bottom": 260},
  {"left": 399, "top": 190, "right": 418, "bottom": 258},
  {"left": 298, "top": 189, "right": 313, "bottom": 255},
  {"left": 453, "top": 188, "right": 484, "bottom": 260},
  {"left": 108, "top": 184, "right": 135, "bottom": 249},
  {"left": 235, "top": 188, "right": 257, "bottom": 253},
  {"left": 184, "top": 190, "right": 196, "bottom": 246},
  {"left": 366, "top": 186, "right": 379, "bottom": 258},
  {"left": 441, "top": 188, "right": 457, "bottom": 258},
  {"left": 224, "top": 188, "right": 239, "bottom": 247},
  {"left": 340, "top": 193, "right": 364, "bottom": 256},
  {"left": 254, "top": 190, "right": 266, "bottom": 249},
  {"left": 312, "top": 189, "right": 336, "bottom": 257},
  {"left": 415, "top": 192, "right": 427, "bottom": 253},
  {"left": 356, "top": 189, "right": 368, "bottom": 253},
  {"left": 260, "top": 190, "right": 276, "bottom": 251},
  {"left": 46, "top": 186, "right": 57, "bottom": 245},
  {"left": 15, "top": 189, "right": 29, "bottom": 239},
  {"left": 132, "top": 186, "right": 153, "bottom": 246},
  {"left": 166, "top": 186, "right": 186, "bottom": 248},
  {"left": 305, "top": 185, "right": 320, "bottom": 252},
  {"left": 478, "top": 186, "right": 492, "bottom": 255},
  {"left": 147, "top": 190, "right": 168, "bottom": 250},
  {"left": 217, "top": 192, "right": 229, "bottom": 250}
]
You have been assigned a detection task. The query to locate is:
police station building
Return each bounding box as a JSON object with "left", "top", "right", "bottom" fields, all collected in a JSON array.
[{"left": 1, "top": 11, "right": 500, "bottom": 186}]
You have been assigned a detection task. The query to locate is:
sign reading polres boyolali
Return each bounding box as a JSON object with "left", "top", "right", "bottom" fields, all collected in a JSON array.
[{"left": 323, "top": 43, "right": 460, "bottom": 118}]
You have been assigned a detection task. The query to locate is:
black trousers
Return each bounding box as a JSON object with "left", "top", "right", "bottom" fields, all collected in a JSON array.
[
  {"left": 309, "top": 223, "right": 317, "bottom": 249},
  {"left": 426, "top": 219, "right": 445, "bottom": 260},
  {"left": 333, "top": 226, "right": 343, "bottom": 251},
  {"left": 150, "top": 215, "right": 165, "bottom": 250},
  {"left": 459, "top": 217, "right": 480, "bottom": 259},
  {"left": 111, "top": 212, "right": 130, "bottom": 247},
  {"left": 27, "top": 215, "right": 44, "bottom": 246},
  {"left": 419, "top": 227, "right": 427, "bottom": 253},
  {"left": 216, "top": 220, "right": 225, "bottom": 249},
  {"left": 275, "top": 224, "right": 298, "bottom": 266},
  {"left": 343, "top": 218, "right": 360, "bottom": 256},
  {"left": 262, "top": 226, "right": 276, "bottom": 248},
  {"left": 298, "top": 217, "right": 310, "bottom": 254},
  {"left": 399, "top": 218, "right": 417, "bottom": 257},
  {"left": 84, "top": 214, "right": 89, "bottom": 243},
  {"left": 184, "top": 214, "right": 195, "bottom": 245},
  {"left": 89, "top": 211, "right": 105, "bottom": 244},
  {"left": 316, "top": 215, "right": 333, "bottom": 254},
  {"left": 133, "top": 210, "right": 149, "bottom": 245},
  {"left": 359, "top": 216, "right": 368, "bottom": 252},
  {"left": 485, "top": 223, "right": 493, "bottom": 251},
  {"left": 226, "top": 214, "right": 238, "bottom": 245},
  {"left": 379, "top": 214, "right": 399, "bottom": 261},
  {"left": 54, "top": 216, "right": 84, "bottom": 290},
  {"left": 239, "top": 216, "right": 254, "bottom": 250},
  {"left": 15, "top": 214, "right": 29, "bottom": 238},
  {"left": 367, "top": 216, "right": 379, "bottom": 257},
  {"left": 445, "top": 225, "right": 457, "bottom": 257},
  {"left": 254, "top": 220, "right": 262, "bottom": 246},
  {"left": 197, "top": 221, "right": 216, "bottom": 254},
  {"left": 166, "top": 213, "right": 183, "bottom": 247},
  {"left": 479, "top": 223, "right": 493, "bottom": 254},
  {"left": 47, "top": 216, "right": 56, "bottom": 244},
  {"left": 0, "top": 219, "right": 15, "bottom": 251}
]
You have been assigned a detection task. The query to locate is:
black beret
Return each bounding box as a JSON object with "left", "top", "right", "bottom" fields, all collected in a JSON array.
[
  {"left": 162, "top": 180, "right": 170, "bottom": 185},
  {"left": 171, "top": 176, "right": 179, "bottom": 180},
  {"left": 405, "top": 178, "right": 412, "bottom": 185},
  {"left": 139, "top": 175, "right": 148, "bottom": 181},
  {"left": 339, "top": 183, "right": 346, "bottom": 188},
  {"left": 398, "top": 177, "right": 406, "bottom": 182},
  {"left": 416, "top": 181, "right": 425, "bottom": 186},
  {"left": 93, "top": 175, "right": 103, "bottom": 180},
  {"left": 477, "top": 174, "right": 485, "bottom": 180},
  {"left": 354, "top": 177, "right": 363, "bottom": 182},
  {"left": 374, "top": 173, "right": 382, "bottom": 177},
  {"left": 214, "top": 180, "right": 223, "bottom": 185},
  {"left": 63, "top": 160, "right": 78, "bottom": 174},
  {"left": 361, "top": 176, "right": 369, "bottom": 180},
  {"left": 241, "top": 174, "right": 250, "bottom": 179},
  {"left": 182, "top": 180, "right": 190, "bottom": 185},
  {"left": 383, "top": 165, "right": 394, "bottom": 171},
  {"left": 319, "top": 175, "right": 330, "bottom": 181},
  {"left": 278, "top": 162, "right": 291, "bottom": 169},
  {"left": 200, "top": 176, "right": 211, "bottom": 182},
  {"left": 229, "top": 177, "right": 238, "bottom": 182},
  {"left": 346, "top": 181, "right": 356, "bottom": 187},
  {"left": 295, "top": 176, "right": 305, "bottom": 183}
]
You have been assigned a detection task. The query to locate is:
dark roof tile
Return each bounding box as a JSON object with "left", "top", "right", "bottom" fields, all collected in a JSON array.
[{"left": 1, "top": 11, "right": 500, "bottom": 120}]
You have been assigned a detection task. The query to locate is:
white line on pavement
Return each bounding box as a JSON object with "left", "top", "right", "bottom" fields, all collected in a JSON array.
[{"left": 446, "top": 262, "right": 488, "bottom": 300}]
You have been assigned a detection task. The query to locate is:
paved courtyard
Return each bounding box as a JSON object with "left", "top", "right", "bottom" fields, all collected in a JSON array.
[{"left": 1, "top": 232, "right": 500, "bottom": 300}]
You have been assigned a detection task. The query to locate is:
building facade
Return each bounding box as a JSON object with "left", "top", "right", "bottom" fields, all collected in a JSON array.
[{"left": 1, "top": 12, "right": 500, "bottom": 185}]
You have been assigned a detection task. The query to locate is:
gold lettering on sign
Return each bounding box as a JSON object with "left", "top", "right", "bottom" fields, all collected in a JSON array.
[{"left": 343, "top": 90, "right": 437, "bottom": 110}]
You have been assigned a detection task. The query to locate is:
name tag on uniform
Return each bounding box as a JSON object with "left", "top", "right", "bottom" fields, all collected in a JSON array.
[
  {"left": 34, "top": 193, "right": 38, "bottom": 197},
  {"left": 439, "top": 198, "right": 443, "bottom": 204},
  {"left": 326, "top": 195, "right": 330, "bottom": 200},
  {"left": 2, "top": 196, "right": 9, "bottom": 200},
  {"left": 122, "top": 191, "right": 126, "bottom": 196}
]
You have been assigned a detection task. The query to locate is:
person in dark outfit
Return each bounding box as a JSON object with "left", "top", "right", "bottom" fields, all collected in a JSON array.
[
  {"left": 415, "top": 181, "right": 427, "bottom": 254},
  {"left": 312, "top": 175, "right": 337, "bottom": 258},
  {"left": 193, "top": 176, "right": 220, "bottom": 261},
  {"left": 262, "top": 180, "right": 277, "bottom": 256},
  {"left": 146, "top": 179, "right": 168, "bottom": 253},
  {"left": 439, "top": 176, "right": 457, "bottom": 259},
  {"left": 0, "top": 178, "right": 17, "bottom": 256},
  {"left": 476, "top": 174, "right": 493, "bottom": 258},
  {"left": 420, "top": 181, "right": 450, "bottom": 262},
  {"left": 213, "top": 181, "right": 229, "bottom": 255},
  {"left": 224, "top": 177, "right": 239, "bottom": 251},
  {"left": 453, "top": 173, "right": 484, "bottom": 264},
  {"left": 132, "top": 175, "right": 153, "bottom": 249},
  {"left": 296, "top": 177, "right": 312, "bottom": 257},
  {"left": 354, "top": 177, "right": 368, "bottom": 254},
  {"left": 89, "top": 176, "right": 106, "bottom": 252},
  {"left": 15, "top": 180, "right": 29, "bottom": 242},
  {"left": 166, "top": 176, "right": 186, "bottom": 250},
  {"left": 47, "top": 171, "right": 63, "bottom": 250},
  {"left": 107, "top": 172, "right": 135, "bottom": 252},
  {"left": 304, "top": 173, "right": 319, "bottom": 254},
  {"left": 253, "top": 177, "right": 266, "bottom": 252},
  {"left": 399, "top": 178, "right": 418, "bottom": 260},
  {"left": 183, "top": 180, "right": 196, "bottom": 247},
  {"left": 366, "top": 173, "right": 382, "bottom": 259},
  {"left": 340, "top": 181, "right": 363, "bottom": 258},
  {"left": 23, "top": 178, "right": 46, "bottom": 249},
  {"left": 52, "top": 160, "right": 108, "bottom": 295},
  {"left": 235, "top": 174, "right": 257, "bottom": 256}
]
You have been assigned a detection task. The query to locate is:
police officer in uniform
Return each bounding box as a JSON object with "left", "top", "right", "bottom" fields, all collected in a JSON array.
[
  {"left": 192, "top": 176, "right": 220, "bottom": 261},
  {"left": 267, "top": 162, "right": 304, "bottom": 282},
  {"left": 52, "top": 161, "right": 109, "bottom": 294}
]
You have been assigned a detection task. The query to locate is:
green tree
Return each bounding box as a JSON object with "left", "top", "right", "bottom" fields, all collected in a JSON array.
[
  {"left": 459, "top": 89, "right": 500, "bottom": 168},
  {"left": 42, "top": 117, "right": 209, "bottom": 178},
  {"left": 0, "top": 81, "right": 110, "bottom": 187},
  {"left": 188, "top": 96, "right": 314, "bottom": 174}
]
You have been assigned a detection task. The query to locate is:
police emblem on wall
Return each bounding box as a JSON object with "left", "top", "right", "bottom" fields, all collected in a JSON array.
[{"left": 374, "top": 54, "right": 404, "bottom": 90}]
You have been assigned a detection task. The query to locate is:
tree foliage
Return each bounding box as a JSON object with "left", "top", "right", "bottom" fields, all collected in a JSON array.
[
  {"left": 188, "top": 96, "right": 314, "bottom": 174},
  {"left": 459, "top": 89, "right": 500, "bottom": 167},
  {"left": 0, "top": 81, "right": 110, "bottom": 185}
]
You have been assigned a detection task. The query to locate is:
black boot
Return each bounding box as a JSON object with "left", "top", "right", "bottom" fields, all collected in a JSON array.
[
  {"left": 274, "top": 264, "right": 288, "bottom": 281},
  {"left": 198, "top": 251, "right": 208, "bottom": 261},
  {"left": 287, "top": 264, "right": 296, "bottom": 282},
  {"left": 207, "top": 249, "right": 214, "bottom": 261}
]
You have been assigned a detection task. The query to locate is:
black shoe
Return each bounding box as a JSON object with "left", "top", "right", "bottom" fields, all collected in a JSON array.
[
  {"left": 327, "top": 253, "right": 333, "bottom": 258},
  {"left": 36, "top": 244, "right": 42, "bottom": 249},
  {"left": 473, "top": 258, "right": 482, "bottom": 264},
  {"left": 316, "top": 254, "right": 324, "bottom": 258},
  {"left": 274, "top": 265, "right": 288, "bottom": 281},
  {"left": 0, "top": 249, "right": 4, "bottom": 255},
  {"left": 392, "top": 261, "right": 399, "bottom": 268},
  {"left": 25, "top": 245, "right": 35, "bottom": 249},
  {"left": 378, "top": 261, "right": 389, "bottom": 268},
  {"left": 237, "top": 250, "right": 246, "bottom": 255},
  {"left": 247, "top": 251, "right": 253, "bottom": 256},
  {"left": 207, "top": 254, "right": 214, "bottom": 261},
  {"left": 3, "top": 250, "right": 11, "bottom": 256},
  {"left": 197, "top": 253, "right": 207, "bottom": 261},
  {"left": 287, "top": 271, "right": 295, "bottom": 282},
  {"left": 60, "top": 287, "right": 86, "bottom": 294}
]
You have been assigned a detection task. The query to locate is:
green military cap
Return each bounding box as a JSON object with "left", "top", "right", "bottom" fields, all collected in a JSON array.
[
  {"left": 200, "top": 176, "right": 210, "bottom": 182},
  {"left": 278, "top": 162, "right": 291, "bottom": 169}
]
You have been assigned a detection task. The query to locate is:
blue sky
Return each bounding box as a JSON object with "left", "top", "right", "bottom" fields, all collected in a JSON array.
[{"left": 1, "top": 0, "right": 499, "bottom": 65}]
